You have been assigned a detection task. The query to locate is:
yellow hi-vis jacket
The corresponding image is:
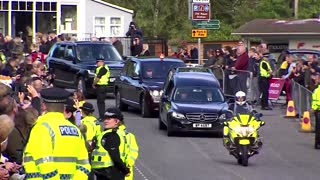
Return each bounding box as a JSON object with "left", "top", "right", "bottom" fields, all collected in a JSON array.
[
  {"left": 118, "top": 125, "right": 139, "bottom": 180},
  {"left": 312, "top": 85, "right": 320, "bottom": 111},
  {"left": 81, "top": 115, "right": 101, "bottom": 141},
  {"left": 95, "top": 65, "right": 110, "bottom": 85},
  {"left": 23, "top": 112, "right": 91, "bottom": 180},
  {"left": 91, "top": 128, "right": 127, "bottom": 169}
]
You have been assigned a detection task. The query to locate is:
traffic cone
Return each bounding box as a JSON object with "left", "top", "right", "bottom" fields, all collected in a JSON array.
[
  {"left": 284, "top": 100, "right": 296, "bottom": 118},
  {"left": 299, "top": 111, "right": 312, "bottom": 133}
]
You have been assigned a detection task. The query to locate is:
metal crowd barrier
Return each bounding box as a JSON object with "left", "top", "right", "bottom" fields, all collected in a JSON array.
[{"left": 291, "top": 80, "right": 315, "bottom": 127}]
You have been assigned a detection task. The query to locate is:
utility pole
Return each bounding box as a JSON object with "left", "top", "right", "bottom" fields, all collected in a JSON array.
[{"left": 294, "top": 0, "right": 299, "bottom": 19}]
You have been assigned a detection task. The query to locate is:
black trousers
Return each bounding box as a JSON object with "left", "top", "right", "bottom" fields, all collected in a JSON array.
[
  {"left": 314, "top": 111, "right": 320, "bottom": 148},
  {"left": 258, "top": 77, "right": 270, "bottom": 108},
  {"left": 94, "top": 167, "right": 124, "bottom": 180},
  {"left": 96, "top": 85, "right": 107, "bottom": 119}
]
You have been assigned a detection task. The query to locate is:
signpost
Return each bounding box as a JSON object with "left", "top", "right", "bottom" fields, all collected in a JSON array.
[
  {"left": 192, "top": 3, "right": 210, "bottom": 20},
  {"left": 192, "top": 20, "right": 220, "bottom": 29},
  {"left": 192, "top": 29, "right": 208, "bottom": 38}
]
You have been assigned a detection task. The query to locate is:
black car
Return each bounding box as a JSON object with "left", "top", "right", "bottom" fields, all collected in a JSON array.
[
  {"left": 47, "top": 41, "right": 124, "bottom": 97},
  {"left": 114, "top": 57, "right": 185, "bottom": 117},
  {"left": 159, "top": 67, "right": 230, "bottom": 136}
]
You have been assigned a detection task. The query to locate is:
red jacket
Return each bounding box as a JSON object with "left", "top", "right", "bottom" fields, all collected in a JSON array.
[{"left": 235, "top": 52, "right": 249, "bottom": 71}]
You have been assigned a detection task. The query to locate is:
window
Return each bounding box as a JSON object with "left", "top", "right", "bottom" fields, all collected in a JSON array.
[
  {"left": 75, "top": 44, "right": 122, "bottom": 62},
  {"left": 126, "top": 61, "right": 137, "bottom": 77},
  {"left": 61, "top": 5, "right": 77, "bottom": 31},
  {"left": 110, "top": 17, "right": 122, "bottom": 36},
  {"left": 65, "top": 46, "right": 74, "bottom": 59},
  {"left": 52, "top": 45, "right": 66, "bottom": 59},
  {"left": 94, "top": 17, "right": 106, "bottom": 37},
  {"left": 173, "top": 87, "right": 224, "bottom": 103},
  {"left": 0, "top": 1, "right": 9, "bottom": 11},
  {"left": 133, "top": 62, "right": 140, "bottom": 77}
]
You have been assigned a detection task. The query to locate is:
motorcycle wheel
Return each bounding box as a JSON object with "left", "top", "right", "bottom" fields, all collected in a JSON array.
[{"left": 240, "top": 145, "right": 249, "bottom": 166}]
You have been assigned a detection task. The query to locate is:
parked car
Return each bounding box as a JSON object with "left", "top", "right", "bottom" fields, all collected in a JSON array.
[
  {"left": 159, "top": 67, "right": 230, "bottom": 136},
  {"left": 114, "top": 57, "right": 185, "bottom": 117},
  {"left": 47, "top": 41, "right": 124, "bottom": 97}
]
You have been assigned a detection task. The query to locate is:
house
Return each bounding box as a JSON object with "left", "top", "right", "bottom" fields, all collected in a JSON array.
[
  {"left": 232, "top": 18, "right": 320, "bottom": 52},
  {"left": 0, "top": 0, "right": 133, "bottom": 41}
]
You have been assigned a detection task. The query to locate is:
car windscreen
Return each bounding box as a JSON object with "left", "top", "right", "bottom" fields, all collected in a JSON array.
[
  {"left": 173, "top": 87, "right": 224, "bottom": 103},
  {"left": 76, "top": 44, "right": 122, "bottom": 61},
  {"left": 142, "top": 61, "right": 184, "bottom": 79}
]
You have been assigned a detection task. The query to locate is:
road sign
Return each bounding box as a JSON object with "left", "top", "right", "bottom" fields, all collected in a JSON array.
[
  {"left": 192, "top": 20, "right": 220, "bottom": 29},
  {"left": 192, "top": 3, "right": 210, "bottom": 20},
  {"left": 192, "top": 29, "right": 207, "bottom": 38}
]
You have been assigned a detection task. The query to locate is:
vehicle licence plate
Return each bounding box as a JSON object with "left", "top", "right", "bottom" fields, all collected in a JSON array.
[
  {"left": 193, "top": 123, "right": 212, "bottom": 128},
  {"left": 109, "top": 78, "right": 116, "bottom": 82}
]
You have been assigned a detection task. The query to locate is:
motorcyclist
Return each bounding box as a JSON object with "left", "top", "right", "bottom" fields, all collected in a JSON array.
[{"left": 229, "top": 91, "right": 253, "bottom": 115}]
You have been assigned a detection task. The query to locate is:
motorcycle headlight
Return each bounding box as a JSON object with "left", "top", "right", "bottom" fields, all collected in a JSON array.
[
  {"left": 234, "top": 126, "right": 254, "bottom": 136},
  {"left": 172, "top": 111, "right": 186, "bottom": 119}
]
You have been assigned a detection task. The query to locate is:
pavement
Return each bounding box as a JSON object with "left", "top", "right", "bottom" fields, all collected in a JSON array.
[{"left": 87, "top": 96, "right": 320, "bottom": 180}]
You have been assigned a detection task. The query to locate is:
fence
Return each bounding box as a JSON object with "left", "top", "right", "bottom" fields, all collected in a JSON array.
[{"left": 291, "top": 80, "right": 315, "bottom": 127}]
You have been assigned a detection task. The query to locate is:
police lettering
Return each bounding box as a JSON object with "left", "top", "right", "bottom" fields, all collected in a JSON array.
[{"left": 59, "top": 126, "right": 79, "bottom": 136}]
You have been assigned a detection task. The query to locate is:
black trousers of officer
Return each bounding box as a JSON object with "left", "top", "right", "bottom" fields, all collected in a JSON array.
[
  {"left": 95, "top": 167, "right": 124, "bottom": 180},
  {"left": 96, "top": 85, "right": 107, "bottom": 119},
  {"left": 258, "top": 77, "right": 270, "bottom": 108},
  {"left": 314, "top": 111, "right": 320, "bottom": 149}
]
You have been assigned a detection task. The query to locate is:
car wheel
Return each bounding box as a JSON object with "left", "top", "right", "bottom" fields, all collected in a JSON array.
[
  {"left": 141, "top": 95, "right": 151, "bottom": 118},
  {"left": 116, "top": 90, "right": 128, "bottom": 111},
  {"left": 167, "top": 120, "right": 175, "bottom": 136},
  {"left": 158, "top": 116, "right": 166, "bottom": 130},
  {"left": 78, "top": 77, "right": 90, "bottom": 98}
]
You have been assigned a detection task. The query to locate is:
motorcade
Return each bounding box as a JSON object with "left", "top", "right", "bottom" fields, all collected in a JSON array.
[
  {"left": 223, "top": 110, "right": 265, "bottom": 166},
  {"left": 114, "top": 57, "right": 185, "bottom": 117},
  {"left": 159, "top": 67, "right": 230, "bottom": 136},
  {"left": 47, "top": 41, "right": 124, "bottom": 97}
]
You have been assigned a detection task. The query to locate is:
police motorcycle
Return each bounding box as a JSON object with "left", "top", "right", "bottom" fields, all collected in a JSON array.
[{"left": 223, "top": 91, "right": 265, "bottom": 166}]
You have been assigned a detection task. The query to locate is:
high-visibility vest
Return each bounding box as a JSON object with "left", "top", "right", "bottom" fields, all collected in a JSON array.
[
  {"left": 312, "top": 85, "right": 320, "bottom": 111},
  {"left": 118, "top": 125, "right": 139, "bottom": 180},
  {"left": 95, "top": 65, "right": 110, "bottom": 85},
  {"left": 259, "top": 58, "right": 271, "bottom": 78},
  {"left": 81, "top": 115, "right": 101, "bottom": 141},
  {"left": 23, "top": 112, "right": 91, "bottom": 180},
  {"left": 91, "top": 128, "right": 127, "bottom": 169}
]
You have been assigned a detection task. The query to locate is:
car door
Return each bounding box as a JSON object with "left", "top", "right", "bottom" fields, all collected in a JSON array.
[
  {"left": 118, "top": 61, "right": 130, "bottom": 102},
  {"left": 49, "top": 44, "right": 66, "bottom": 84},
  {"left": 160, "top": 79, "right": 174, "bottom": 124},
  {"left": 120, "top": 60, "right": 136, "bottom": 106},
  {"left": 62, "top": 45, "right": 79, "bottom": 86},
  {"left": 126, "top": 61, "right": 142, "bottom": 108}
]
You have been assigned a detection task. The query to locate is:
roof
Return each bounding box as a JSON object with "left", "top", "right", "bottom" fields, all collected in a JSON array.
[
  {"left": 174, "top": 72, "right": 219, "bottom": 88},
  {"left": 56, "top": 41, "right": 112, "bottom": 45},
  {"left": 233, "top": 18, "right": 320, "bottom": 36},
  {"left": 92, "top": 0, "right": 134, "bottom": 14},
  {"left": 132, "top": 57, "right": 185, "bottom": 63}
]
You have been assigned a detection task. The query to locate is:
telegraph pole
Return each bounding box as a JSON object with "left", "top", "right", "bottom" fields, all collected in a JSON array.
[{"left": 294, "top": 0, "right": 299, "bottom": 19}]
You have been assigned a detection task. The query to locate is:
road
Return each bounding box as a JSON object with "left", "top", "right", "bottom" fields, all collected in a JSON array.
[{"left": 87, "top": 97, "right": 320, "bottom": 180}]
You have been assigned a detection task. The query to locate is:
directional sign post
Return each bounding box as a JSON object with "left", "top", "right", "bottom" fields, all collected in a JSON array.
[
  {"left": 192, "top": 20, "right": 220, "bottom": 29},
  {"left": 192, "top": 3, "right": 210, "bottom": 20},
  {"left": 192, "top": 29, "right": 208, "bottom": 38}
]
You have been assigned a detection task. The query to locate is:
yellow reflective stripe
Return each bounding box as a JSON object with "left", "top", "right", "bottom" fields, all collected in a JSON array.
[
  {"left": 130, "top": 148, "right": 138, "bottom": 153},
  {"left": 129, "top": 155, "right": 137, "bottom": 161},
  {"left": 41, "top": 122, "right": 55, "bottom": 149},
  {"left": 91, "top": 161, "right": 113, "bottom": 167}
]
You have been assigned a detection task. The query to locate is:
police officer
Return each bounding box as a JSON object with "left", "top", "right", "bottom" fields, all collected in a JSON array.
[
  {"left": 23, "top": 87, "right": 91, "bottom": 179},
  {"left": 91, "top": 108, "right": 130, "bottom": 180},
  {"left": 228, "top": 91, "right": 253, "bottom": 114},
  {"left": 312, "top": 74, "right": 320, "bottom": 149},
  {"left": 93, "top": 56, "right": 110, "bottom": 119},
  {"left": 258, "top": 54, "right": 273, "bottom": 110},
  {"left": 80, "top": 102, "right": 101, "bottom": 143}
]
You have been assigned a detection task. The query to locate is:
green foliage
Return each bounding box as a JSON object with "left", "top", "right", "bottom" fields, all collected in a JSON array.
[{"left": 104, "top": 0, "right": 319, "bottom": 41}]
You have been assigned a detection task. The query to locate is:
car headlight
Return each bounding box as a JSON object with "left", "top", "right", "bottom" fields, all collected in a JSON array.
[
  {"left": 87, "top": 69, "right": 95, "bottom": 76},
  {"left": 234, "top": 126, "right": 254, "bottom": 136},
  {"left": 219, "top": 114, "right": 226, "bottom": 121},
  {"left": 150, "top": 90, "right": 163, "bottom": 97},
  {"left": 172, "top": 111, "right": 186, "bottom": 119}
]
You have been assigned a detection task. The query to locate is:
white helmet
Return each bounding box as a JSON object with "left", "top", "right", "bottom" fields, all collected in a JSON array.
[{"left": 235, "top": 91, "right": 246, "bottom": 105}]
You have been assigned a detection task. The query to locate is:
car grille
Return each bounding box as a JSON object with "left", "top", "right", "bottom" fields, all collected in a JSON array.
[
  {"left": 109, "top": 68, "right": 122, "bottom": 77},
  {"left": 186, "top": 113, "right": 219, "bottom": 122}
]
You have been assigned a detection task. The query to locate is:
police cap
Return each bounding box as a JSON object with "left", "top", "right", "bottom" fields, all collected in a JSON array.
[
  {"left": 80, "top": 102, "right": 95, "bottom": 113},
  {"left": 40, "top": 87, "right": 71, "bottom": 103},
  {"left": 96, "top": 55, "right": 105, "bottom": 62},
  {"left": 102, "top": 107, "right": 123, "bottom": 121}
]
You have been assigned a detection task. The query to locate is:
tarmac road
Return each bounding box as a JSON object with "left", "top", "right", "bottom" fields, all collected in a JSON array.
[{"left": 88, "top": 97, "right": 320, "bottom": 180}]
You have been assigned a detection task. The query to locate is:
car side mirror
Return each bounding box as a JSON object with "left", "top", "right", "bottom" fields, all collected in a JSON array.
[{"left": 122, "top": 56, "right": 128, "bottom": 61}]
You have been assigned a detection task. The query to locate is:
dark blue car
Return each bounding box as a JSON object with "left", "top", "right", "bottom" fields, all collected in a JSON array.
[
  {"left": 114, "top": 57, "right": 185, "bottom": 117},
  {"left": 159, "top": 68, "right": 230, "bottom": 136}
]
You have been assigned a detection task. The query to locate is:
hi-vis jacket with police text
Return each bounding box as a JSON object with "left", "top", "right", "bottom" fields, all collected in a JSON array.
[
  {"left": 23, "top": 112, "right": 91, "bottom": 180},
  {"left": 81, "top": 115, "right": 101, "bottom": 141},
  {"left": 312, "top": 85, "right": 320, "bottom": 111}
]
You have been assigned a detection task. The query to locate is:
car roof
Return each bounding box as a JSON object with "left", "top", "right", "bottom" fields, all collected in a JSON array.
[
  {"left": 284, "top": 49, "right": 320, "bottom": 54},
  {"left": 55, "top": 41, "right": 113, "bottom": 45},
  {"left": 131, "top": 57, "right": 184, "bottom": 63},
  {"left": 174, "top": 72, "right": 220, "bottom": 88}
]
